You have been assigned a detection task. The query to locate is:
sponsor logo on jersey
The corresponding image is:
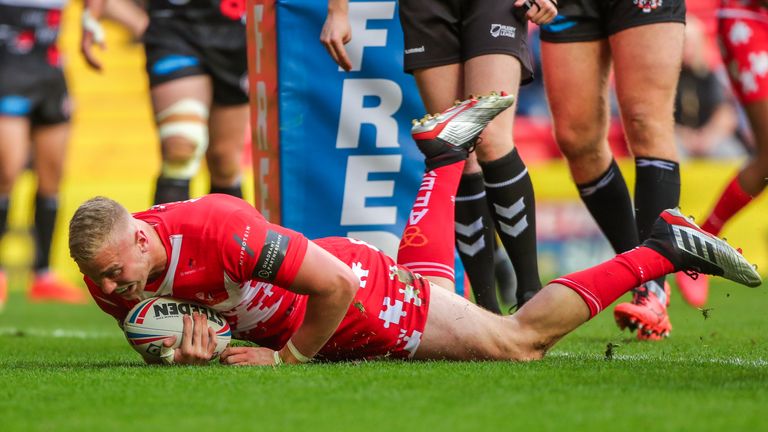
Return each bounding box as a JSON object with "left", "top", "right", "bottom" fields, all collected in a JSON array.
[
  {"left": 235, "top": 225, "right": 254, "bottom": 266},
  {"left": 490, "top": 24, "right": 516, "bottom": 39},
  {"left": 253, "top": 229, "right": 289, "bottom": 282},
  {"left": 404, "top": 46, "right": 425, "bottom": 55}
]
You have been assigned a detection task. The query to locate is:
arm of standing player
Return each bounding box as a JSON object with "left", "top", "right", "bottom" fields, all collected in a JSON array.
[
  {"left": 80, "top": 0, "right": 108, "bottom": 71},
  {"left": 221, "top": 241, "right": 359, "bottom": 366},
  {"left": 320, "top": 0, "right": 353, "bottom": 71}
]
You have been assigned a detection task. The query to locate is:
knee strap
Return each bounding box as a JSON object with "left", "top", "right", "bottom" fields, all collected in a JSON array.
[{"left": 156, "top": 99, "right": 209, "bottom": 180}]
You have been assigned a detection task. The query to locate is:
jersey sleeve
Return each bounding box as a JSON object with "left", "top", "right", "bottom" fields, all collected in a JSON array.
[
  {"left": 220, "top": 207, "right": 309, "bottom": 288},
  {"left": 84, "top": 277, "right": 132, "bottom": 327}
]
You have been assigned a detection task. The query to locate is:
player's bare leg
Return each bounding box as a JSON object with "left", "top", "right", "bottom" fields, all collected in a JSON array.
[
  {"left": 541, "top": 40, "right": 613, "bottom": 185},
  {"left": 0, "top": 116, "right": 30, "bottom": 309},
  {"left": 207, "top": 103, "right": 248, "bottom": 197},
  {"left": 150, "top": 75, "right": 213, "bottom": 204},
  {"left": 28, "top": 123, "right": 86, "bottom": 303}
]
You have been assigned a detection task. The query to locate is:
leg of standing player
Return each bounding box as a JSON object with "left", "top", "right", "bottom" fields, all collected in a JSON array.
[
  {"left": 609, "top": 22, "right": 684, "bottom": 339},
  {"left": 150, "top": 76, "right": 213, "bottom": 204},
  {"left": 28, "top": 120, "right": 86, "bottom": 303},
  {"left": 540, "top": 2, "right": 685, "bottom": 339},
  {"left": 0, "top": 115, "right": 30, "bottom": 307},
  {"left": 207, "top": 104, "right": 248, "bottom": 198},
  {"left": 465, "top": 54, "right": 542, "bottom": 309}
]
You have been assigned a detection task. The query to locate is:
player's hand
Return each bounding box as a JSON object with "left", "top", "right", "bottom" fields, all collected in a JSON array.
[
  {"left": 515, "top": 0, "right": 558, "bottom": 25},
  {"left": 80, "top": 9, "right": 106, "bottom": 71},
  {"left": 162, "top": 313, "right": 218, "bottom": 365},
  {"left": 320, "top": 10, "right": 353, "bottom": 71},
  {"left": 219, "top": 346, "right": 281, "bottom": 366}
]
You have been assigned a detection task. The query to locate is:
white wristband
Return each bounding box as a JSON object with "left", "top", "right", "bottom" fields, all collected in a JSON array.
[
  {"left": 286, "top": 340, "right": 312, "bottom": 363},
  {"left": 273, "top": 350, "right": 283, "bottom": 366},
  {"left": 82, "top": 9, "right": 105, "bottom": 44}
]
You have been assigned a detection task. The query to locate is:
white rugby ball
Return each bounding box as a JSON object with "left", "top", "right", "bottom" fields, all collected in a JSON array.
[{"left": 123, "top": 297, "right": 231, "bottom": 363}]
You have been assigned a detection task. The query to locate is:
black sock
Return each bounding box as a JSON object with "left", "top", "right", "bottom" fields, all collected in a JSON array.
[
  {"left": 455, "top": 172, "right": 500, "bottom": 313},
  {"left": 0, "top": 196, "right": 6, "bottom": 274},
  {"left": 635, "top": 158, "right": 681, "bottom": 240},
  {"left": 576, "top": 159, "right": 639, "bottom": 253},
  {"left": 210, "top": 183, "right": 243, "bottom": 199},
  {"left": 33, "top": 194, "right": 58, "bottom": 272},
  {"left": 154, "top": 177, "right": 191, "bottom": 205},
  {"left": 0, "top": 195, "right": 9, "bottom": 237},
  {"left": 635, "top": 157, "right": 681, "bottom": 293},
  {"left": 480, "top": 149, "right": 541, "bottom": 306}
]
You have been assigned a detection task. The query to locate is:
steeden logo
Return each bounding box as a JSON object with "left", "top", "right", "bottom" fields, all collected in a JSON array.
[{"left": 490, "top": 24, "right": 516, "bottom": 39}]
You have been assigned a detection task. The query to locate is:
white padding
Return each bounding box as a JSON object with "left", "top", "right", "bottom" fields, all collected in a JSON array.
[{"left": 156, "top": 99, "right": 210, "bottom": 179}]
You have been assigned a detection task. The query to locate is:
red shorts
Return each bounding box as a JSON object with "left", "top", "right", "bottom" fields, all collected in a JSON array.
[
  {"left": 718, "top": 2, "right": 768, "bottom": 104},
  {"left": 317, "top": 264, "right": 432, "bottom": 362}
]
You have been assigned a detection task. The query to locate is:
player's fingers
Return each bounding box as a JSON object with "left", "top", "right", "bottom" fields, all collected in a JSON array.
[
  {"left": 198, "top": 314, "right": 210, "bottom": 354},
  {"left": 334, "top": 42, "right": 353, "bottom": 71},
  {"left": 219, "top": 346, "right": 247, "bottom": 362},
  {"left": 180, "top": 314, "right": 194, "bottom": 352},
  {"left": 526, "top": 1, "right": 544, "bottom": 23},
  {"left": 162, "top": 335, "right": 177, "bottom": 348},
  {"left": 207, "top": 327, "right": 217, "bottom": 355},
  {"left": 322, "top": 40, "right": 342, "bottom": 67},
  {"left": 537, "top": 0, "right": 558, "bottom": 24},
  {"left": 325, "top": 38, "right": 351, "bottom": 71},
  {"left": 220, "top": 352, "right": 251, "bottom": 365},
  {"left": 219, "top": 347, "right": 251, "bottom": 365}
]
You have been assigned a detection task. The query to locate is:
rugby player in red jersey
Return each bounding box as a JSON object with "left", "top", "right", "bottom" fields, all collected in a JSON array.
[{"left": 68, "top": 93, "right": 761, "bottom": 366}]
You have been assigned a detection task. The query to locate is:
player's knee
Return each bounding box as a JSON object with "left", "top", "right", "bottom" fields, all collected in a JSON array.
[
  {"left": 554, "top": 122, "right": 605, "bottom": 160},
  {"left": 156, "top": 99, "right": 209, "bottom": 180}
]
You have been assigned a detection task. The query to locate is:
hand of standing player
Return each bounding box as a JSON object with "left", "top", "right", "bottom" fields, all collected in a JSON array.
[
  {"left": 515, "top": 0, "right": 558, "bottom": 25},
  {"left": 80, "top": 0, "right": 107, "bottom": 71},
  {"left": 320, "top": 0, "right": 353, "bottom": 71},
  {"left": 162, "top": 313, "right": 218, "bottom": 365}
]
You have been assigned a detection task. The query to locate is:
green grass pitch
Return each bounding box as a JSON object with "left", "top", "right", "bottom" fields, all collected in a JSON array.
[{"left": 1, "top": 280, "right": 766, "bottom": 431}]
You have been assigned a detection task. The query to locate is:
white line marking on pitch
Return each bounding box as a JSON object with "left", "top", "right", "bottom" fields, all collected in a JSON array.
[
  {"left": 549, "top": 351, "right": 768, "bottom": 367},
  {"left": 0, "top": 327, "right": 118, "bottom": 339}
]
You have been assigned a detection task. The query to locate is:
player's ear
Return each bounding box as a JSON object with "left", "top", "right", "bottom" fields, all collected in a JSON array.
[{"left": 135, "top": 228, "right": 149, "bottom": 251}]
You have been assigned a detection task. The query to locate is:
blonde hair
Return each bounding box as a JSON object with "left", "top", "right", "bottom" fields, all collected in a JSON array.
[{"left": 68, "top": 196, "right": 131, "bottom": 265}]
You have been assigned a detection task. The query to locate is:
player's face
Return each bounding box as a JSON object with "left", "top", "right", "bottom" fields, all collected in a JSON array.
[{"left": 80, "top": 232, "right": 151, "bottom": 301}]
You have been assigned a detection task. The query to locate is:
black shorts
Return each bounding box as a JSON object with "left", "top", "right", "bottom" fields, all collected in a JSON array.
[
  {"left": 143, "top": 17, "right": 248, "bottom": 106},
  {"left": 539, "top": 0, "right": 686, "bottom": 43},
  {"left": 0, "top": 57, "right": 70, "bottom": 125},
  {"left": 399, "top": 0, "right": 534, "bottom": 84}
]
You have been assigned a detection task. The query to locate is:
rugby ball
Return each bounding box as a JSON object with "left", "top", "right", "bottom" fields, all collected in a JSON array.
[{"left": 123, "top": 297, "right": 231, "bottom": 363}]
